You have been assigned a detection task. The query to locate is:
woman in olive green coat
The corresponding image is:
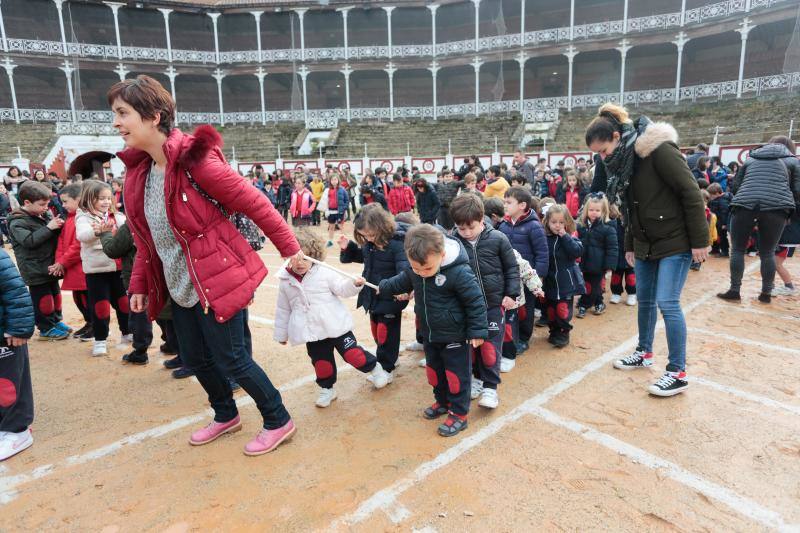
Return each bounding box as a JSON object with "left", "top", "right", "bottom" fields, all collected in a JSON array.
[{"left": 586, "top": 104, "right": 708, "bottom": 398}]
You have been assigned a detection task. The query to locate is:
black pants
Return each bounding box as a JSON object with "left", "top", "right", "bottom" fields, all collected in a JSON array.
[
  {"left": 546, "top": 297, "right": 574, "bottom": 336},
  {"left": 156, "top": 318, "right": 178, "bottom": 353},
  {"left": 370, "top": 313, "right": 401, "bottom": 372},
  {"left": 437, "top": 206, "right": 454, "bottom": 230},
  {"left": 172, "top": 303, "right": 290, "bottom": 429},
  {"left": 473, "top": 306, "right": 503, "bottom": 388},
  {"left": 502, "top": 308, "right": 518, "bottom": 360},
  {"left": 424, "top": 340, "right": 471, "bottom": 416},
  {"left": 518, "top": 287, "right": 536, "bottom": 342},
  {"left": 729, "top": 208, "right": 789, "bottom": 293},
  {"left": 72, "top": 289, "right": 91, "bottom": 323},
  {"left": 306, "top": 331, "right": 377, "bottom": 389},
  {"left": 579, "top": 271, "right": 605, "bottom": 308},
  {"left": 311, "top": 209, "right": 321, "bottom": 226},
  {"left": 85, "top": 272, "right": 129, "bottom": 341},
  {"left": 714, "top": 226, "right": 730, "bottom": 256},
  {"left": 0, "top": 342, "right": 33, "bottom": 433},
  {"left": 610, "top": 268, "right": 636, "bottom": 295},
  {"left": 29, "top": 280, "right": 62, "bottom": 333},
  {"left": 129, "top": 308, "right": 153, "bottom": 354}
]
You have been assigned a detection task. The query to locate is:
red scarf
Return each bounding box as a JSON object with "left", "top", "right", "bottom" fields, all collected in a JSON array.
[{"left": 328, "top": 187, "right": 338, "bottom": 210}]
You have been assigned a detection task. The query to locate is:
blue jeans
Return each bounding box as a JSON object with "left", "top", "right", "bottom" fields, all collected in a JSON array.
[
  {"left": 171, "top": 302, "right": 291, "bottom": 429},
  {"left": 635, "top": 252, "right": 691, "bottom": 372}
]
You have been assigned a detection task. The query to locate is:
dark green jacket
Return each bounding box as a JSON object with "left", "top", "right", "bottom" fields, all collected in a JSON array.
[
  {"left": 623, "top": 121, "right": 709, "bottom": 260},
  {"left": 98, "top": 222, "right": 135, "bottom": 289},
  {"left": 7, "top": 208, "right": 60, "bottom": 286}
]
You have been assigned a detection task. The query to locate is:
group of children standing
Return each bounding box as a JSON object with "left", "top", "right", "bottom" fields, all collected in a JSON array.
[{"left": 272, "top": 183, "right": 635, "bottom": 438}]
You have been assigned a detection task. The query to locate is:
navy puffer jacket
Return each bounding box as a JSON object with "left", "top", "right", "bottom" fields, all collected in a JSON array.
[
  {"left": 0, "top": 249, "right": 34, "bottom": 339},
  {"left": 544, "top": 234, "right": 586, "bottom": 300},
  {"left": 732, "top": 144, "right": 799, "bottom": 213},
  {"left": 415, "top": 181, "right": 440, "bottom": 224},
  {"left": 453, "top": 224, "right": 520, "bottom": 308},
  {"left": 340, "top": 221, "right": 410, "bottom": 316},
  {"left": 578, "top": 219, "right": 619, "bottom": 274},
  {"left": 497, "top": 210, "right": 549, "bottom": 277},
  {"left": 379, "top": 236, "right": 488, "bottom": 343},
  {"left": 611, "top": 218, "right": 629, "bottom": 271}
]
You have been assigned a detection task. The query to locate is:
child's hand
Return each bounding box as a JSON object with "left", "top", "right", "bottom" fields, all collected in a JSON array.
[
  {"left": 470, "top": 339, "right": 484, "bottom": 348},
  {"left": 47, "top": 216, "right": 64, "bottom": 230},
  {"left": 354, "top": 276, "right": 366, "bottom": 287},
  {"left": 8, "top": 336, "right": 27, "bottom": 347},
  {"left": 394, "top": 292, "right": 413, "bottom": 301},
  {"left": 557, "top": 226, "right": 567, "bottom": 237},
  {"left": 533, "top": 288, "right": 545, "bottom": 298},
  {"left": 48, "top": 262, "right": 64, "bottom": 277},
  {"left": 336, "top": 234, "right": 350, "bottom": 250},
  {"left": 501, "top": 296, "right": 516, "bottom": 310}
]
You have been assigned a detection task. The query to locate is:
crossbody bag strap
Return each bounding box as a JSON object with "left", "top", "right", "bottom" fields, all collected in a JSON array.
[{"left": 184, "top": 169, "right": 230, "bottom": 218}]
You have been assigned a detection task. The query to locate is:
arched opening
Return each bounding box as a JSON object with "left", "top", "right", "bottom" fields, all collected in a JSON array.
[
  {"left": 119, "top": 7, "right": 166, "bottom": 49},
  {"left": 306, "top": 71, "right": 345, "bottom": 110},
  {"left": 524, "top": 55, "right": 568, "bottom": 99},
  {"left": 438, "top": 65, "right": 473, "bottom": 105},
  {"left": 351, "top": 71, "right": 389, "bottom": 108},
  {"left": 219, "top": 13, "right": 257, "bottom": 52},
  {"left": 222, "top": 75, "right": 260, "bottom": 113},
  {"left": 625, "top": 43, "right": 678, "bottom": 91},
  {"left": 15, "top": 67, "right": 68, "bottom": 109},
  {"left": 682, "top": 31, "right": 741, "bottom": 86},
  {"left": 395, "top": 69, "right": 432, "bottom": 107},
  {"left": 573, "top": 49, "right": 621, "bottom": 95},
  {"left": 174, "top": 74, "right": 218, "bottom": 113}
]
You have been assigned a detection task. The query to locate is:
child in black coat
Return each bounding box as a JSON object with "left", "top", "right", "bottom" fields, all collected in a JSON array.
[
  {"left": 608, "top": 204, "right": 637, "bottom": 306},
  {"left": 542, "top": 204, "right": 584, "bottom": 348},
  {"left": 707, "top": 182, "right": 731, "bottom": 257},
  {"left": 576, "top": 194, "right": 618, "bottom": 318}
]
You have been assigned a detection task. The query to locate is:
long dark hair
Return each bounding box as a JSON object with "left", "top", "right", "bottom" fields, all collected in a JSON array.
[{"left": 584, "top": 103, "right": 632, "bottom": 146}]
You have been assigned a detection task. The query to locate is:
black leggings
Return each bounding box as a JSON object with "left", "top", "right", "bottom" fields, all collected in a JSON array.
[
  {"left": 728, "top": 208, "right": 789, "bottom": 294},
  {"left": 85, "top": 271, "right": 130, "bottom": 341}
]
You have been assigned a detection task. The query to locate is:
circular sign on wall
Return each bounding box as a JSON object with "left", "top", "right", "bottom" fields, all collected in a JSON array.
[
  {"left": 422, "top": 159, "right": 436, "bottom": 172},
  {"left": 380, "top": 160, "right": 395, "bottom": 172}
]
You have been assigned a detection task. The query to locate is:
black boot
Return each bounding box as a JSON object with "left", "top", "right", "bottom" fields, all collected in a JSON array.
[
  {"left": 122, "top": 350, "right": 149, "bottom": 365},
  {"left": 716, "top": 290, "right": 741, "bottom": 301}
]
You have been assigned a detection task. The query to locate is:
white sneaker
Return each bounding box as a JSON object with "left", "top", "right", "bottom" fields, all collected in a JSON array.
[
  {"left": 470, "top": 378, "right": 484, "bottom": 400},
  {"left": 418, "top": 357, "right": 427, "bottom": 368},
  {"left": 500, "top": 357, "right": 516, "bottom": 373},
  {"left": 772, "top": 286, "right": 796, "bottom": 296},
  {"left": 478, "top": 388, "right": 499, "bottom": 409},
  {"left": 115, "top": 334, "right": 133, "bottom": 350},
  {"left": 92, "top": 340, "right": 108, "bottom": 357},
  {"left": 534, "top": 308, "right": 542, "bottom": 319},
  {"left": 748, "top": 251, "right": 757, "bottom": 257},
  {"left": 626, "top": 294, "right": 637, "bottom": 306},
  {"left": 371, "top": 364, "right": 392, "bottom": 389},
  {"left": 405, "top": 341, "right": 424, "bottom": 352},
  {"left": 609, "top": 294, "right": 622, "bottom": 304},
  {"left": 0, "top": 429, "right": 33, "bottom": 461},
  {"left": 315, "top": 387, "right": 337, "bottom": 408}
]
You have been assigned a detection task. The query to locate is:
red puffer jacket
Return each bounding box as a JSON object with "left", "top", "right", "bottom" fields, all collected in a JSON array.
[
  {"left": 118, "top": 125, "right": 300, "bottom": 323},
  {"left": 55, "top": 212, "right": 86, "bottom": 291}
]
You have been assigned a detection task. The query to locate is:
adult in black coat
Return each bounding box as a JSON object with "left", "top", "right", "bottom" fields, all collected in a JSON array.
[{"left": 414, "top": 179, "right": 440, "bottom": 224}]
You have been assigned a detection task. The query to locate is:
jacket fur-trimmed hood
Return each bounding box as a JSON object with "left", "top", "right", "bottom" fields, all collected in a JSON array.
[
  {"left": 116, "top": 125, "right": 223, "bottom": 170},
  {"left": 634, "top": 121, "right": 679, "bottom": 159}
]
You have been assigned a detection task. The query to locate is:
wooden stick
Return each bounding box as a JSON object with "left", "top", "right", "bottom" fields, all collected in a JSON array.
[{"left": 304, "top": 255, "right": 379, "bottom": 291}]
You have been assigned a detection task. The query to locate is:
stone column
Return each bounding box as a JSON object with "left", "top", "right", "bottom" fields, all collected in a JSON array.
[
  {"left": 569, "top": 0, "right": 575, "bottom": 41},
  {"left": 1, "top": 58, "right": 19, "bottom": 123},
  {"left": 59, "top": 60, "right": 76, "bottom": 122},
  {"left": 294, "top": 9, "right": 308, "bottom": 61},
  {"left": 213, "top": 68, "right": 226, "bottom": 126},
  {"left": 298, "top": 65, "right": 309, "bottom": 125},
  {"left": 338, "top": 7, "right": 351, "bottom": 61},
  {"left": 383, "top": 6, "right": 395, "bottom": 58},
  {"left": 385, "top": 63, "right": 396, "bottom": 122},
  {"left": 158, "top": 8, "right": 173, "bottom": 62},
  {"left": 251, "top": 11, "right": 263, "bottom": 62},
  {"left": 564, "top": 45, "right": 578, "bottom": 112},
  {"left": 471, "top": 0, "right": 481, "bottom": 52},
  {"left": 52, "top": 0, "right": 68, "bottom": 56},
  {"left": 428, "top": 4, "right": 439, "bottom": 58},
  {"left": 113, "top": 62, "right": 128, "bottom": 82},
  {"left": 616, "top": 39, "right": 631, "bottom": 103},
  {"left": 0, "top": 0, "right": 7, "bottom": 53},
  {"left": 104, "top": 2, "right": 125, "bottom": 60},
  {"left": 340, "top": 64, "right": 352, "bottom": 122},
  {"left": 255, "top": 67, "right": 267, "bottom": 125},
  {"left": 208, "top": 13, "right": 221, "bottom": 64},
  {"left": 429, "top": 61, "right": 439, "bottom": 120},
  {"left": 472, "top": 56, "right": 482, "bottom": 117},
  {"left": 165, "top": 65, "right": 178, "bottom": 104},
  {"left": 736, "top": 17, "right": 755, "bottom": 99},
  {"left": 673, "top": 31, "right": 689, "bottom": 105},
  {"left": 516, "top": 51, "right": 526, "bottom": 114}
]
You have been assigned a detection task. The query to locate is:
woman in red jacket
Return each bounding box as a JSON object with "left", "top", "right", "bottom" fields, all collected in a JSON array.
[{"left": 108, "top": 75, "right": 302, "bottom": 457}]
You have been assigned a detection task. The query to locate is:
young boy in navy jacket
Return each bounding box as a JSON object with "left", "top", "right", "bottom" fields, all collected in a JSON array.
[
  {"left": 379, "top": 224, "right": 487, "bottom": 437},
  {"left": 450, "top": 194, "right": 519, "bottom": 409},
  {"left": 498, "top": 187, "right": 548, "bottom": 366}
]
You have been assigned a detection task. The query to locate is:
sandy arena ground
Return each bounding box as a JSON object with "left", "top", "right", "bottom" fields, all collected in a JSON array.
[{"left": 1, "top": 224, "right": 799, "bottom": 532}]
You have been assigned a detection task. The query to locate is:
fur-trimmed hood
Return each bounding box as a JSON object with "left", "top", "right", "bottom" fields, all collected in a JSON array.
[
  {"left": 117, "top": 125, "right": 223, "bottom": 170},
  {"left": 634, "top": 120, "right": 679, "bottom": 159}
]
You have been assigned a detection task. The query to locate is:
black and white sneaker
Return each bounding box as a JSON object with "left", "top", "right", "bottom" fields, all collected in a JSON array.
[
  {"left": 649, "top": 371, "right": 688, "bottom": 397},
  {"left": 593, "top": 303, "right": 606, "bottom": 315},
  {"left": 576, "top": 307, "right": 587, "bottom": 319},
  {"left": 613, "top": 349, "right": 654, "bottom": 370}
]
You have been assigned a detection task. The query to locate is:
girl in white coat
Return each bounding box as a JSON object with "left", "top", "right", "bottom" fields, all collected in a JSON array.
[
  {"left": 75, "top": 180, "right": 130, "bottom": 357},
  {"left": 275, "top": 229, "right": 391, "bottom": 407}
]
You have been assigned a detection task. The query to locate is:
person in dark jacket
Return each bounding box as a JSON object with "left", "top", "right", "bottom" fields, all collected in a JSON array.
[
  {"left": 0, "top": 248, "right": 36, "bottom": 461},
  {"left": 450, "top": 194, "right": 520, "bottom": 408},
  {"left": 414, "top": 178, "right": 440, "bottom": 224},
  {"left": 706, "top": 182, "right": 732, "bottom": 257},
  {"left": 585, "top": 104, "right": 708, "bottom": 397},
  {"left": 7, "top": 181, "right": 69, "bottom": 340},
  {"left": 576, "top": 194, "right": 618, "bottom": 317},
  {"left": 379, "top": 224, "right": 487, "bottom": 437},
  {"left": 276, "top": 176, "right": 293, "bottom": 220},
  {"left": 719, "top": 136, "right": 800, "bottom": 304},
  {"left": 686, "top": 143, "right": 709, "bottom": 172},
  {"left": 541, "top": 205, "right": 585, "bottom": 348},
  {"left": 435, "top": 169, "right": 464, "bottom": 229},
  {"left": 608, "top": 206, "right": 636, "bottom": 305},
  {"left": 497, "top": 186, "right": 549, "bottom": 352},
  {"left": 339, "top": 204, "right": 409, "bottom": 378},
  {"left": 359, "top": 175, "right": 387, "bottom": 210}
]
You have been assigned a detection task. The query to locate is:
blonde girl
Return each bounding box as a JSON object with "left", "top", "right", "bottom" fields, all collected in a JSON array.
[
  {"left": 75, "top": 180, "right": 130, "bottom": 356},
  {"left": 576, "top": 194, "right": 618, "bottom": 318}
]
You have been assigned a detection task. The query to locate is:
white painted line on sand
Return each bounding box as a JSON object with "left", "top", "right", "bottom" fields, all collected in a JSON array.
[
  {"left": 686, "top": 327, "right": 800, "bottom": 355},
  {"left": 690, "top": 376, "right": 800, "bottom": 417},
  {"left": 328, "top": 262, "right": 761, "bottom": 528},
  {"left": 529, "top": 406, "right": 798, "bottom": 532}
]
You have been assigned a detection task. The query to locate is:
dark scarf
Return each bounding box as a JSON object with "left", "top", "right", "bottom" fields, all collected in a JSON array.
[{"left": 603, "top": 116, "right": 650, "bottom": 218}]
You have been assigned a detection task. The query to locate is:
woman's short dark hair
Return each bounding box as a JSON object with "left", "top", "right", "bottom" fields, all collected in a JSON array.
[
  {"left": 768, "top": 135, "right": 796, "bottom": 154},
  {"left": 107, "top": 75, "right": 175, "bottom": 136}
]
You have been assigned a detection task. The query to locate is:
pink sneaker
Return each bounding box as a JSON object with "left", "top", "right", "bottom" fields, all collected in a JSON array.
[
  {"left": 243, "top": 419, "right": 296, "bottom": 456},
  {"left": 189, "top": 415, "right": 242, "bottom": 446}
]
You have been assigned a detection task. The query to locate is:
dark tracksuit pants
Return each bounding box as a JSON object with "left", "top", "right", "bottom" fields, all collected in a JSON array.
[
  {"left": 306, "top": 331, "right": 377, "bottom": 389},
  {"left": 129, "top": 309, "right": 153, "bottom": 354},
  {"left": 579, "top": 271, "right": 605, "bottom": 308},
  {"left": 370, "top": 313, "right": 401, "bottom": 372},
  {"left": 610, "top": 268, "right": 636, "bottom": 296},
  {"left": 518, "top": 287, "right": 536, "bottom": 342},
  {"left": 473, "top": 306, "right": 503, "bottom": 389},
  {"left": 28, "top": 280, "right": 62, "bottom": 333},
  {"left": 424, "top": 340, "right": 472, "bottom": 416},
  {"left": 546, "top": 297, "right": 574, "bottom": 337},
  {"left": 72, "top": 290, "right": 90, "bottom": 324},
  {"left": 502, "top": 308, "right": 519, "bottom": 360},
  {"left": 0, "top": 343, "right": 33, "bottom": 433},
  {"left": 85, "top": 272, "right": 129, "bottom": 341}
]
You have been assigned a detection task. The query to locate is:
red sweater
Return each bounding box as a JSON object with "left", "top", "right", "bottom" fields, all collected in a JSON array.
[{"left": 387, "top": 185, "right": 415, "bottom": 215}]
